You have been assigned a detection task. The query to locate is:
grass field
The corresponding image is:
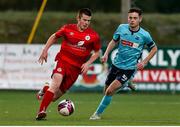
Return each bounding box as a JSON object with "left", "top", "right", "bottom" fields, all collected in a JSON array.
[{"left": 0, "top": 90, "right": 180, "bottom": 126}]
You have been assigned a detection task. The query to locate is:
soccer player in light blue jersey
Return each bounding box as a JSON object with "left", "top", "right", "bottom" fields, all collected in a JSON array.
[{"left": 90, "top": 7, "right": 158, "bottom": 120}]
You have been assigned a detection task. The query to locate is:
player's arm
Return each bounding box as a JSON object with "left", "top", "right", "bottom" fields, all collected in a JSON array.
[
  {"left": 81, "top": 50, "right": 100, "bottom": 74},
  {"left": 137, "top": 45, "right": 157, "bottom": 70},
  {"left": 38, "top": 33, "right": 58, "bottom": 65},
  {"left": 101, "top": 39, "right": 117, "bottom": 63}
]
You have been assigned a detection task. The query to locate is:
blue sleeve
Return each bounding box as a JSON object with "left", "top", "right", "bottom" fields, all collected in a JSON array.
[
  {"left": 113, "top": 25, "right": 121, "bottom": 42},
  {"left": 145, "top": 32, "right": 156, "bottom": 49}
]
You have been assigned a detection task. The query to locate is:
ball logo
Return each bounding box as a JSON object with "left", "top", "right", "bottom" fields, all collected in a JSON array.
[{"left": 85, "top": 35, "right": 90, "bottom": 41}]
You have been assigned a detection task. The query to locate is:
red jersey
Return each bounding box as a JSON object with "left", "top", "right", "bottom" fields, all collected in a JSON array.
[{"left": 55, "top": 24, "right": 101, "bottom": 68}]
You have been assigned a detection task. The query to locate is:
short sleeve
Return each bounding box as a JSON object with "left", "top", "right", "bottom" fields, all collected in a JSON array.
[
  {"left": 55, "top": 25, "right": 66, "bottom": 38},
  {"left": 113, "top": 25, "right": 121, "bottom": 42},
  {"left": 145, "top": 32, "right": 156, "bottom": 49}
]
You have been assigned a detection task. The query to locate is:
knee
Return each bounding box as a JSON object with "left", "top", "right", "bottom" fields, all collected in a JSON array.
[
  {"left": 48, "top": 86, "right": 58, "bottom": 94},
  {"left": 52, "top": 90, "right": 64, "bottom": 102},
  {"left": 105, "top": 88, "right": 113, "bottom": 96},
  {"left": 50, "top": 74, "right": 63, "bottom": 91},
  {"left": 48, "top": 81, "right": 61, "bottom": 93}
]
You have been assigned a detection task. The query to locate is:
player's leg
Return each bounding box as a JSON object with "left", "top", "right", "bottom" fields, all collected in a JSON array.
[
  {"left": 127, "top": 70, "right": 136, "bottom": 91},
  {"left": 36, "top": 82, "right": 49, "bottom": 100},
  {"left": 127, "top": 80, "right": 136, "bottom": 91},
  {"left": 36, "top": 81, "right": 65, "bottom": 102},
  {"left": 90, "top": 80, "right": 122, "bottom": 120},
  {"left": 36, "top": 73, "right": 63, "bottom": 120},
  {"left": 90, "top": 67, "right": 135, "bottom": 120},
  {"left": 52, "top": 65, "right": 80, "bottom": 102},
  {"left": 52, "top": 88, "right": 64, "bottom": 102},
  {"left": 90, "top": 65, "right": 118, "bottom": 120},
  {"left": 93, "top": 69, "right": 134, "bottom": 117}
]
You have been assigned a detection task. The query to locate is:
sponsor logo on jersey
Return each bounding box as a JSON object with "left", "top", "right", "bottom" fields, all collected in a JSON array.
[
  {"left": 135, "top": 36, "right": 140, "bottom": 40},
  {"left": 85, "top": 35, "right": 90, "bottom": 41},
  {"left": 132, "top": 42, "right": 139, "bottom": 48},
  {"left": 121, "top": 40, "right": 139, "bottom": 48},
  {"left": 77, "top": 41, "right": 84, "bottom": 46}
]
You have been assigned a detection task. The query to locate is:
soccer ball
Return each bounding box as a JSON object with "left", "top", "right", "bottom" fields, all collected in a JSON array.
[{"left": 58, "top": 99, "right": 75, "bottom": 116}]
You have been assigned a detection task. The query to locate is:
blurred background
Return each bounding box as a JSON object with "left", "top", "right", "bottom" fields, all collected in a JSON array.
[
  {"left": 0, "top": 0, "right": 179, "bottom": 92},
  {"left": 0, "top": 0, "right": 180, "bottom": 126},
  {"left": 0, "top": 0, "right": 180, "bottom": 45}
]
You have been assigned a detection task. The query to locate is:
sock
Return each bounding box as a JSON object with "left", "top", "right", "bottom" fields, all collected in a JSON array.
[
  {"left": 95, "top": 95, "right": 112, "bottom": 115},
  {"left": 43, "top": 86, "right": 49, "bottom": 93},
  {"left": 39, "top": 90, "right": 54, "bottom": 112}
]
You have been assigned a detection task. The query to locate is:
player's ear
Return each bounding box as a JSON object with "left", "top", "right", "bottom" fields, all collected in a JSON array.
[
  {"left": 76, "top": 15, "right": 78, "bottom": 22},
  {"left": 139, "top": 15, "right": 142, "bottom": 22},
  {"left": 76, "top": 14, "right": 80, "bottom": 22}
]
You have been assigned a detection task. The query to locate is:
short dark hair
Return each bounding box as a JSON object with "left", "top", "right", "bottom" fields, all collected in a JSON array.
[
  {"left": 128, "top": 7, "right": 142, "bottom": 16},
  {"left": 78, "top": 8, "right": 92, "bottom": 18}
]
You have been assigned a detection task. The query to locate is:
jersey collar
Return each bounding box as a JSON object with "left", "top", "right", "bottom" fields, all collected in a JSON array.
[{"left": 129, "top": 26, "right": 140, "bottom": 35}]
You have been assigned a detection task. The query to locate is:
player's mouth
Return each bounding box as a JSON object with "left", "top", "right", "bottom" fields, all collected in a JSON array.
[
  {"left": 82, "top": 25, "right": 88, "bottom": 29},
  {"left": 130, "top": 22, "right": 135, "bottom": 25}
]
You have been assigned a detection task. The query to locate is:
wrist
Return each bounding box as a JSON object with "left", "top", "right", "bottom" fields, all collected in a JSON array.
[
  {"left": 43, "top": 48, "right": 48, "bottom": 52},
  {"left": 142, "top": 61, "right": 147, "bottom": 67}
]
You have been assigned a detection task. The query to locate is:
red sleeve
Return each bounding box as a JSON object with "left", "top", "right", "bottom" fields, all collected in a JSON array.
[
  {"left": 93, "top": 33, "right": 101, "bottom": 51},
  {"left": 55, "top": 25, "right": 67, "bottom": 38}
]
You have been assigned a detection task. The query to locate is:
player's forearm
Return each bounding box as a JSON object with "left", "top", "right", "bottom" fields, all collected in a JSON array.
[
  {"left": 43, "top": 34, "right": 58, "bottom": 51},
  {"left": 104, "top": 39, "right": 116, "bottom": 56},
  {"left": 143, "top": 46, "right": 158, "bottom": 65},
  {"left": 86, "top": 51, "right": 100, "bottom": 65}
]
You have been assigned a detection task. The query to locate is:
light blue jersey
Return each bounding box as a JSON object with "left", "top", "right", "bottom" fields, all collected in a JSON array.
[{"left": 113, "top": 24, "right": 156, "bottom": 70}]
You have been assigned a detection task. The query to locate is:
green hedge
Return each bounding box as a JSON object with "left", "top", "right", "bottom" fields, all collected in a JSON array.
[
  {"left": 0, "top": 0, "right": 180, "bottom": 13},
  {"left": 0, "top": 11, "right": 180, "bottom": 46}
]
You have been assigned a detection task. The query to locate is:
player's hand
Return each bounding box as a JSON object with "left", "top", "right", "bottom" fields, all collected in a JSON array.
[
  {"left": 101, "top": 55, "right": 108, "bottom": 63},
  {"left": 137, "top": 61, "right": 146, "bottom": 70},
  {"left": 81, "top": 62, "right": 89, "bottom": 74},
  {"left": 38, "top": 49, "right": 48, "bottom": 65}
]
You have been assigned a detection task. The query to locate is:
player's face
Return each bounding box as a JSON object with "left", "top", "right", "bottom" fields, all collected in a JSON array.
[
  {"left": 77, "top": 14, "right": 91, "bottom": 31},
  {"left": 128, "top": 12, "right": 142, "bottom": 29}
]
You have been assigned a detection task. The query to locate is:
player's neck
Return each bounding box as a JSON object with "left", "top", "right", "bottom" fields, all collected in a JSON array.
[
  {"left": 129, "top": 25, "right": 140, "bottom": 32},
  {"left": 77, "top": 24, "right": 84, "bottom": 32}
]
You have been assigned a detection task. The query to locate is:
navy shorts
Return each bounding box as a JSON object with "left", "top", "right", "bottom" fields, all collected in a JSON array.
[{"left": 105, "top": 64, "right": 135, "bottom": 86}]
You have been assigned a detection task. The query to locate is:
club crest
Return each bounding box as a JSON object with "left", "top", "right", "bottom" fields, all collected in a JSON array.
[{"left": 85, "top": 35, "right": 90, "bottom": 41}]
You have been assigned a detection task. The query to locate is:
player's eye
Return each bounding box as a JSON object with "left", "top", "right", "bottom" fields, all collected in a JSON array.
[{"left": 83, "top": 19, "right": 91, "bottom": 23}]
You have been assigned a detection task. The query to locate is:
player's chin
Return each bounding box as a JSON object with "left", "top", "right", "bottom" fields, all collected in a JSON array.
[
  {"left": 83, "top": 25, "right": 88, "bottom": 30},
  {"left": 130, "top": 24, "right": 135, "bottom": 28}
]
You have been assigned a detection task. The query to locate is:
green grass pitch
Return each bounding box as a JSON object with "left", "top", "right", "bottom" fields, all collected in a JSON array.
[{"left": 0, "top": 90, "right": 180, "bottom": 126}]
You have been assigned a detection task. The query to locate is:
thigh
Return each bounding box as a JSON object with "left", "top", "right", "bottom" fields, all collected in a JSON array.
[
  {"left": 116, "top": 69, "right": 135, "bottom": 85},
  {"left": 49, "top": 60, "right": 66, "bottom": 94},
  {"left": 105, "top": 65, "right": 119, "bottom": 86},
  {"left": 59, "top": 64, "right": 80, "bottom": 93},
  {"left": 49, "top": 73, "right": 63, "bottom": 93},
  {"left": 52, "top": 60, "right": 66, "bottom": 77},
  {"left": 105, "top": 79, "right": 122, "bottom": 95}
]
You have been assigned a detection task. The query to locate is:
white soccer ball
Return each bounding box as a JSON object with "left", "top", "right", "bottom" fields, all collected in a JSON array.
[{"left": 58, "top": 99, "right": 75, "bottom": 116}]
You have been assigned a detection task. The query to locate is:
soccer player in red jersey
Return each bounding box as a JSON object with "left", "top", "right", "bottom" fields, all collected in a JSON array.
[{"left": 36, "top": 8, "right": 101, "bottom": 120}]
